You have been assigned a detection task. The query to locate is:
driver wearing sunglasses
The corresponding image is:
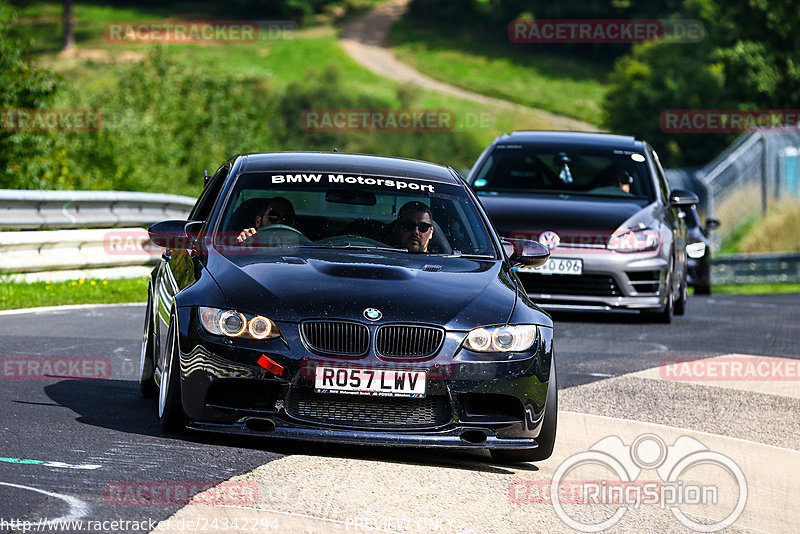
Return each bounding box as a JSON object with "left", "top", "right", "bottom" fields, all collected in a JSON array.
[
  {"left": 236, "top": 197, "right": 296, "bottom": 244},
  {"left": 389, "top": 201, "right": 434, "bottom": 253}
]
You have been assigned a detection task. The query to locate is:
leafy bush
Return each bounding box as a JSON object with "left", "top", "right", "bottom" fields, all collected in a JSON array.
[
  {"left": 48, "top": 51, "right": 481, "bottom": 195},
  {"left": 0, "top": 16, "right": 60, "bottom": 189}
]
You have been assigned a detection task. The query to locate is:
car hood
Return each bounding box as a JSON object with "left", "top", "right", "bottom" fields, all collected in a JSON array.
[
  {"left": 477, "top": 193, "right": 655, "bottom": 239},
  {"left": 204, "top": 248, "right": 518, "bottom": 330}
]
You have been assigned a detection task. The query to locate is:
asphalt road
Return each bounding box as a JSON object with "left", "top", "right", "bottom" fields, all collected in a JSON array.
[{"left": 0, "top": 294, "right": 797, "bottom": 532}]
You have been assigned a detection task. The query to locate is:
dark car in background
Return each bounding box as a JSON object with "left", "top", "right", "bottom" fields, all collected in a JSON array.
[
  {"left": 683, "top": 204, "right": 720, "bottom": 294},
  {"left": 140, "top": 152, "right": 558, "bottom": 463},
  {"left": 467, "top": 131, "right": 698, "bottom": 323}
]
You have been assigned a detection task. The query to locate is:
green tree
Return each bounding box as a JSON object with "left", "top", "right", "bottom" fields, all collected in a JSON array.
[
  {"left": 0, "top": 15, "right": 60, "bottom": 188},
  {"left": 603, "top": 0, "right": 800, "bottom": 166}
]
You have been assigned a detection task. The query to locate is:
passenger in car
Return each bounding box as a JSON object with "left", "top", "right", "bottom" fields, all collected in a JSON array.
[
  {"left": 594, "top": 164, "right": 633, "bottom": 194},
  {"left": 386, "top": 201, "right": 434, "bottom": 253},
  {"left": 236, "top": 197, "right": 296, "bottom": 243}
]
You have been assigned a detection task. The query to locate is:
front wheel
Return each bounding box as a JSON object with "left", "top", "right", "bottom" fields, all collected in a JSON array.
[
  {"left": 491, "top": 358, "right": 557, "bottom": 463},
  {"left": 642, "top": 272, "right": 674, "bottom": 324},
  {"left": 158, "top": 315, "right": 185, "bottom": 432}
]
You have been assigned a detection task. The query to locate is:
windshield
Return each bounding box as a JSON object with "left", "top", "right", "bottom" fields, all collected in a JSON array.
[
  {"left": 211, "top": 171, "right": 497, "bottom": 257},
  {"left": 472, "top": 145, "right": 656, "bottom": 201}
]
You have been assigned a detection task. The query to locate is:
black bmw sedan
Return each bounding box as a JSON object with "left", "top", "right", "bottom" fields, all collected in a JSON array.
[
  {"left": 468, "top": 131, "right": 699, "bottom": 322},
  {"left": 140, "top": 152, "right": 556, "bottom": 462}
]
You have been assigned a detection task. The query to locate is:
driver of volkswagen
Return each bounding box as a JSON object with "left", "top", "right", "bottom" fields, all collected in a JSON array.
[{"left": 236, "top": 197, "right": 296, "bottom": 244}]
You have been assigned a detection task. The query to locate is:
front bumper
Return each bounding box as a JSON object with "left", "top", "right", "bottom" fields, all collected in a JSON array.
[
  {"left": 172, "top": 307, "right": 554, "bottom": 450},
  {"left": 515, "top": 248, "right": 669, "bottom": 311}
]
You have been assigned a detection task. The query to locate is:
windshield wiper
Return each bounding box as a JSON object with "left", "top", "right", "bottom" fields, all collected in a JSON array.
[
  {"left": 450, "top": 254, "right": 495, "bottom": 259},
  {"left": 297, "top": 243, "right": 408, "bottom": 253}
]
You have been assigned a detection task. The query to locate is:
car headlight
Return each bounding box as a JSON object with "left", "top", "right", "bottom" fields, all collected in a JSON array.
[
  {"left": 686, "top": 242, "right": 707, "bottom": 259},
  {"left": 607, "top": 229, "right": 659, "bottom": 253},
  {"left": 463, "top": 325, "right": 538, "bottom": 353},
  {"left": 198, "top": 307, "right": 280, "bottom": 340}
]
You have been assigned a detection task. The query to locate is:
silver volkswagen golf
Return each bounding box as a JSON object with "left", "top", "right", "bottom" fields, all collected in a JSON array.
[{"left": 467, "top": 131, "right": 698, "bottom": 323}]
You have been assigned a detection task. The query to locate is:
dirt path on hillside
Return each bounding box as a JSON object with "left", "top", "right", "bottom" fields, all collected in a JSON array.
[{"left": 340, "top": 0, "right": 598, "bottom": 132}]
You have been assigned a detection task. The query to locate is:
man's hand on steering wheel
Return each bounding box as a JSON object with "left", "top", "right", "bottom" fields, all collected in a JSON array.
[{"left": 237, "top": 227, "right": 257, "bottom": 243}]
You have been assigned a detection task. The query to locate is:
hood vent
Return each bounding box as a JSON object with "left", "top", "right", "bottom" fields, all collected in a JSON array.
[
  {"left": 281, "top": 256, "right": 306, "bottom": 265},
  {"left": 422, "top": 264, "right": 443, "bottom": 272}
]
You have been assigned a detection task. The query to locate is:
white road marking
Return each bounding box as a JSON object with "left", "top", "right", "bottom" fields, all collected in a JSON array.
[
  {"left": 0, "top": 456, "right": 102, "bottom": 470},
  {"left": 0, "top": 302, "right": 143, "bottom": 316},
  {"left": 0, "top": 481, "right": 89, "bottom": 526}
]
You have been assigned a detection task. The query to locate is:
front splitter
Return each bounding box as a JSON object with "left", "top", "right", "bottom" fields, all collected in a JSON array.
[{"left": 186, "top": 421, "right": 538, "bottom": 450}]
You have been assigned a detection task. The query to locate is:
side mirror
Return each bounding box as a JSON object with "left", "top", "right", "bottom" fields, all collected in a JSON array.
[
  {"left": 148, "top": 220, "right": 203, "bottom": 250},
  {"left": 705, "top": 218, "right": 721, "bottom": 231},
  {"left": 502, "top": 238, "right": 550, "bottom": 268},
  {"left": 669, "top": 188, "right": 699, "bottom": 207}
]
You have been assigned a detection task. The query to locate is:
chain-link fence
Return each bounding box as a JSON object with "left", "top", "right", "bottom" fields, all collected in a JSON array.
[{"left": 667, "top": 128, "right": 800, "bottom": 248}]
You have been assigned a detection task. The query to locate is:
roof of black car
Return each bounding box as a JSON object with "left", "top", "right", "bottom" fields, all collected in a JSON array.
[
  {"left": 496, "top": 131, "right": 643, "bottom": 150},
  {"left": 238, "top": 152, "right": 461, "bottom": 184}
]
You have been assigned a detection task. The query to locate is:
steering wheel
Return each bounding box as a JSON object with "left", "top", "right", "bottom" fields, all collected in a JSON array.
[
  {"left": 315, "top": 234, "right": 390, "bottom": 248},
  {"left": 254, "top": 224, "right": 311, "bottom": 245}
]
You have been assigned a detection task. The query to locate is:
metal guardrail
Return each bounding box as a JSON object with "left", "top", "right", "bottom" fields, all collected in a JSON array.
[
  {"left": 712, "top": 252, "right": 800, "bottom": 285},
  {"left": 0, "top": 189, "right": 195, "bottom": 230},
  {"left": 668, "top": 130, "right": 800, "bottom": 251},
  {"left": 0, "top": 190, "right": 194, "bottom": 279},
  {"left": 0, "top": 228, "right": 159, "bottom": 274}
]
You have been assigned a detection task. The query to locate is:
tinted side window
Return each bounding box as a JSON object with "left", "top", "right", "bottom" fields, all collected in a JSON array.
[{"left": 190, "top": 165, "right": 228, "bottom": 221}]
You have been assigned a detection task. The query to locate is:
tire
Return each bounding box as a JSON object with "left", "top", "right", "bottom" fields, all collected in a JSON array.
[
  {"left": 641, "top": 267, "right": 674, "bottom": 323},
  {"left": 491, "top": 358, "right": 557, "bottom": 463},
  {"left": 158, "top": 315, "right": 185, "bottom": 432},
  {"left": 674, "top": 276, "right": 687, "bottom": 316},
  {"left": 694, "top": 283, "right": 711, "bottom": 295},
  {"left": 656, "top": 287, "right": 674, "bottom": 323},
  {"left": 139, "top": 290, "right": 158, "bottom": 398}
]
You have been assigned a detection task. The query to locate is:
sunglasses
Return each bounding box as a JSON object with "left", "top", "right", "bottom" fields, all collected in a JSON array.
[
  {"left": 399, "top": 221, "right": 432, "bottom": 233},
  {"left": 265, "top": 211, "right": 291, "bottom": 223}
]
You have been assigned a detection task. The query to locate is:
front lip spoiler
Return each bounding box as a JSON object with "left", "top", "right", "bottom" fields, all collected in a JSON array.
[{"left": 186, "top": 421, "right": 538, "bottom": 450}]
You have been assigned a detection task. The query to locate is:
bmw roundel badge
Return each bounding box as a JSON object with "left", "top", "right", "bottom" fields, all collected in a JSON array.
[{"left": 363, "top": 308, "right": 382, "bottom": 321}]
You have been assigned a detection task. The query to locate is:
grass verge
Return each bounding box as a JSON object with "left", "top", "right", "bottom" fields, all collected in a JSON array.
[
  {"left": 0, "top": 277, "right": 147, "bottom": 311},
  {"left": 694, "top": 283, "right": 800, "bottom": 296},
  {"left": 389, "top": 18, "right": 607, "bottom": 126}
]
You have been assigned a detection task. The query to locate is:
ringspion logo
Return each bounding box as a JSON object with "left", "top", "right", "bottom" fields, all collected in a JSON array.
[{"left": 542, "top": 433, "right": 747, "bottom": 532}]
